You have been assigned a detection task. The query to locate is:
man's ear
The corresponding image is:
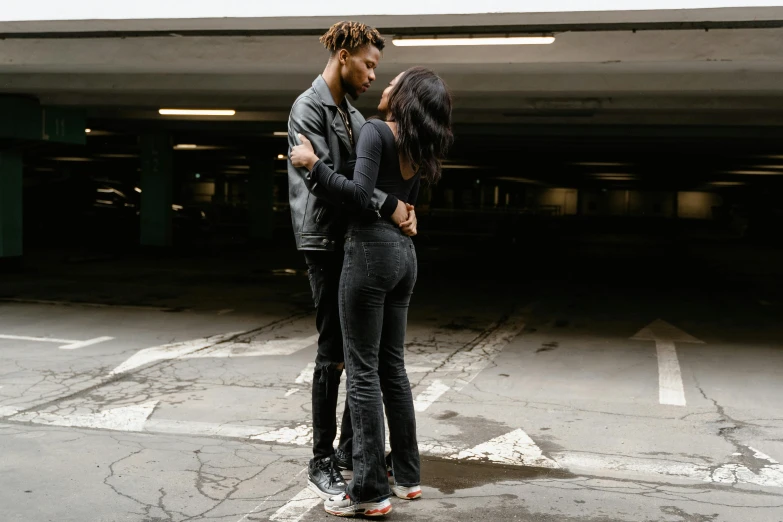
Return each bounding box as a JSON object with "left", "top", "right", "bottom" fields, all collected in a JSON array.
[{"left": 338, "top": 49, "right": 350, "bottom": 65}]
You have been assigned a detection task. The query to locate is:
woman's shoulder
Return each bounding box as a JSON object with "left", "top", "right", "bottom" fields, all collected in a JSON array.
[{"left": 362, "top": 119, "right": 395, "bottom": 142}]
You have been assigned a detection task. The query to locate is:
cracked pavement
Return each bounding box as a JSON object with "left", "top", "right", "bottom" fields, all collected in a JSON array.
[{"left": 2, "top": 244, "right": 783, "bottom": 521}]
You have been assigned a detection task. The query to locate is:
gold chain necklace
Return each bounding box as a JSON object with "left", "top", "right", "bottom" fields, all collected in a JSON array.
[{"left": 336, "top": 105, "right": 354, "bottom": 147}]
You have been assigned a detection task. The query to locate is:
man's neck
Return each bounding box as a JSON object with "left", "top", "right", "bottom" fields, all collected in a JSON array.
[{"left": 322, "top": 65, "right": 346, "bottom": 107}]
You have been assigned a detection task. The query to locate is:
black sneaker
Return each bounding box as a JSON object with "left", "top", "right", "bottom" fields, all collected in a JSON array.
[
  {"left": 334, "top": 448, "right": 353, "bottom": 480},
  {"left": 308, "top": 457, "right": 346, "bottom": 501}
]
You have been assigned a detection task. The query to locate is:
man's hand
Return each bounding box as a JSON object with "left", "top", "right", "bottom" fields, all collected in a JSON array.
[
  {"left": 391, "top": 199, "right": 409, "bottom": 225},
  {"left": 400, "top": 203, "right": 417, "bottom": 237}
]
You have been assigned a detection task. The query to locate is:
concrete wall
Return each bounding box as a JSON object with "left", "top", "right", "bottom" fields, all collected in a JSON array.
[{"left": 678, "top": 191, "right": 723, "bottom": 219}]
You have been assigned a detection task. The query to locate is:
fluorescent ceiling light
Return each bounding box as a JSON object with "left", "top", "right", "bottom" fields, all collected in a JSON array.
[
  {"left": 726, "top": 170, "right": 783, "bottom": 175},
  {"left": 493, "top": 176, "right": 545, "bottom": 185},
  {"left": 173, "top": 144, "right": 223, "bottom": 151},
  {"left": 592, "top": 173, "right": 635, "bottom": 179},
  {"left": 273, "top": 132, "right": 288, "bottom": 137},
  {"left": 710, "top": 181, "right": 745, "bottom": 186},
  {"left": 159, "top": 109, "right": 236, "bottom": 116},
  {"left": 85, "top": 128, "right": 91, "bottom": 133},
  {"left": 277, "top": 154, "right": 287, "bottom": 160},
  {"left": 752, "top": 165, "right": 783, "bottom": 169},
  {"left": 134, "top": 187, "right": 142, "bottom": 193},
  {"left": 393, "top": 36, "right": 555, "bottom": 47}
]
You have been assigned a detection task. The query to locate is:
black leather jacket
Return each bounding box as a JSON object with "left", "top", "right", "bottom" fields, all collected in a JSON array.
[{"left": 287, "top": 76, "right": 388, "bottom": 251}]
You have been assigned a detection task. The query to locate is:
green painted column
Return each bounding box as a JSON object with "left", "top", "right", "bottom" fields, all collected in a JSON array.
[
  {"left": 0, "top": 150, "right": 23, "bottom": 258},
  {"left": 249, "top": 155, "right": 275, "bottom": 240},
  {"left": 140, "top": 134, "right": 173, "bottom": 247}
]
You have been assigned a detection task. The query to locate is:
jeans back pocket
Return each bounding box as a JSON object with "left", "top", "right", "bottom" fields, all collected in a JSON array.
[{"left": 362, "top": 242, "right": 401, "bottom": 283}]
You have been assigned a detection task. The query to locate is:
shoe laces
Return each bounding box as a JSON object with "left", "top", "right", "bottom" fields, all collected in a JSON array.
[{"left": 328, "top": 459, "right": 346, "bottom": 487}]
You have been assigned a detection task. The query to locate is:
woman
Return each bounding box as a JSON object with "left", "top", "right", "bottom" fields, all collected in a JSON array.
[{"left": 290, "top": 66, "right": 453, "bottom": 517}]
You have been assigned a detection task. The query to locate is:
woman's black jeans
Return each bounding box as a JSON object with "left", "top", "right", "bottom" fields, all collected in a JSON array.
[{"left": 339, "top": 220, "right": 420, "bottom": 503}]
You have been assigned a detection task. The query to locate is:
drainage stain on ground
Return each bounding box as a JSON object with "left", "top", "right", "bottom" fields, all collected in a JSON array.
[{"left": 421, "top": 456, "right": 574, "bottom": 495}]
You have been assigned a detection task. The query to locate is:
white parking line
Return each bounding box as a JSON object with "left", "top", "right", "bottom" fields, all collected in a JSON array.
[
  {"left": 269, "top": 487, "right": 321, "bottom": 522},
  {"left": 13, "top": 401, "right": 158, "bottom": 431},
  {"left": 413, "top": 380, "right": 450, "bottom": 412},
  {"left": 110, "top": 332, "right": 244, "bottom": 374},
  {"left": 631, "top": 319, "right": 703, "bottom": 407},
  {"left": 59, "top": 336, "right": 115, "bottom": 350},
  {"left": 295, "top": 363, "right": 316, "bottom": 384},
  {"left": 655, "top": 340, "right": 686, "bottom": 406},
  {"left": 445, "top": 313, "right": 527, "bottom": 392},
  {"left": 0, "top": 334, "right": 114, "bottom": 350},
  {"left": 187, "top": 334, "right": 318, "bottom": 358}
]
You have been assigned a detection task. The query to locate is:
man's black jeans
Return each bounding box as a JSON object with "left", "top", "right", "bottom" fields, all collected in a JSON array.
[{"left": 304, "top": 249, "right": 353, "bottom": 462}]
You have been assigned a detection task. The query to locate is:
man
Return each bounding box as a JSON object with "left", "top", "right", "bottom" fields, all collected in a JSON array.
[{"left": 286, "top": 21, "right": 412, "bottom": 500}]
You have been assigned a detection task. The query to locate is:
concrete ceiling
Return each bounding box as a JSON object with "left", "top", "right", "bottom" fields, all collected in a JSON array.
[{"left": 3, "top": 9, "right": 783, "bottom": 126}]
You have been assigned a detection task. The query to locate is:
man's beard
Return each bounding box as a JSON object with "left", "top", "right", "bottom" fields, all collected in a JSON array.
[{"left": 341, "top": 77, "right": 359, "bottom": 100}]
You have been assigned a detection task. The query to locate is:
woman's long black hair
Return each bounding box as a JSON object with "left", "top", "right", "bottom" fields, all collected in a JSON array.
[{"left": 387, "top": 67, "right": 453, "bottom": 185}]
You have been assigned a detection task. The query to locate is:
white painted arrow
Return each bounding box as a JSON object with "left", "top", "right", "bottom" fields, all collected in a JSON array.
[
  {"left": 451, "top": 428, "right": 560, "bottom": 468},
  {"left": 631, "top": 319, "right": 703, "bottom": 406},
  {"left": 110, "top": 332, "right": 317, "bottom": 375},
  {"left": 12, "top": 400, "right": 158, "bottom": 432},
  {"left": 709, "top": 447, "right": 783, "bottom": 488},
  {"left": 110, "top": 332, "right": 244, "bottom": 375}
]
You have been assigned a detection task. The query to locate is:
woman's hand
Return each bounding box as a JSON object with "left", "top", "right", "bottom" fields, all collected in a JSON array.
[
  {"left": 400, "top": 203, "right": 417, "bottom": 237},
  {"left": 290, "top": 134, "right": 319, "bottom": 170}
]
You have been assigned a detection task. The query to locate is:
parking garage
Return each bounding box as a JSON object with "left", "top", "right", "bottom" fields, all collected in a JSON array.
[{"left": 2, "top": 3, "right": 783, "bottom": 522}]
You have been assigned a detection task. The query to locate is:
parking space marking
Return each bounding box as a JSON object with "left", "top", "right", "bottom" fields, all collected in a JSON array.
[
  {"left": 187, "top": 334, "right": 318, "bottom": 358},
  {"left": 709, "top": 447, "right": 783, "bottom": 488},
  {"left": 452, "top": 428, "right": 560, "bottom": 468},
  {"left": 13, "top": 401, "right": 158, "bottom": 431},
  {"left": 110, "top": 332, "right": 244, "bottom": 374},
  {"left": 0, "top": 334, "right": 114, "bottom": 350},
  {"left": 295, "top": 363, "right": 316, "bottom": 385},
  {"left": 631, "top": 319, "right": 704, "bottom": 406},
  {"left": 268, "top": 487, "right": 321, "bottom": 522},
  {"left": 414, "top": 380, "right": 450, "bottom": 412}
]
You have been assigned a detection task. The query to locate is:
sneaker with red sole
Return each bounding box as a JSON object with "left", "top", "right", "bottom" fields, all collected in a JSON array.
[{"left": 385, "top": 454, "right": 422, "bottom": 500}]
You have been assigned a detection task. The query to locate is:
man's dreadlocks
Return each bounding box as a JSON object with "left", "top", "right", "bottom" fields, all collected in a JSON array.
[{"left": 320, "top": 21, "right": 385, "bottom": 54}]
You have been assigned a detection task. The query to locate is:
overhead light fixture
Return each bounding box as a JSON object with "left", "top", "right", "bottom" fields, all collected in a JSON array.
[
  {"left": 393, "top": 35, "right": 555, "bottom": 47},
  {"left": 134, "top": 187, "right": 142, "bottom": 193},
  {"left": 277, "top": 154, "right": 287, "bottom": 160},
  {"left": 85, "top": 128, "right": 92, "bottom": 133},
  {"left": 273, "top": 132, "right": 288, "bottom": 137},
  {"left": 159, "top": 109, "right": 236, "bottom": 116},
  {"left": 173, "top": 144, "right": 223, "bottom": 151},
  {"left": 710, "top": 181, "right": 745, "bottom": 186},
  {"left": 726, "top": 170, "right": 783, "bottom": 175},
  {"left": 592, "top": 173, "right": 636, "bottom": 180},
  {"left": 752, "top": 165, "right": 783, "bottom": 169}
]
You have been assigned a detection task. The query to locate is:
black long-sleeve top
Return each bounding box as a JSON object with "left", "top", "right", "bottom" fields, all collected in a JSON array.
[{"left": 310, "top": 119, "right": 420, "bottom": 217}]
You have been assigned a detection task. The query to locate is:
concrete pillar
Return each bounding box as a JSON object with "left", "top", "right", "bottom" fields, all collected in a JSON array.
[
  {"left": 0, "top": 150, "right": 23, "bottom": 259},
  {"left": 213, "top": 173, "right": 226, "bottom": 204},
  {"left": 140, "top": 134, "right": 173, "bottom": 247},
  {"left": 248, "top": 155, "right": 275, "bottom": 240}
]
